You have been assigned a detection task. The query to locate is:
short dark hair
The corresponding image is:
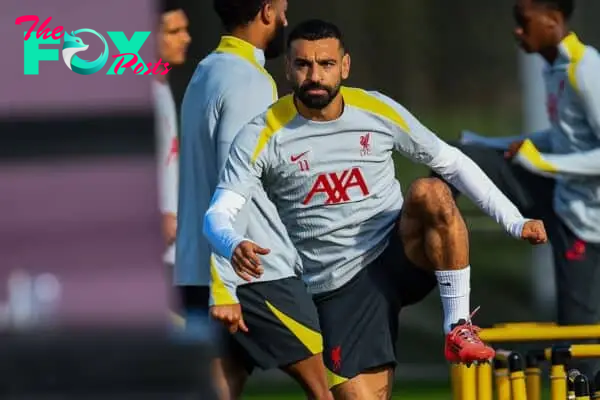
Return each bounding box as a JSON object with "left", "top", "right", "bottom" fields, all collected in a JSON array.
[
  {"left": 286, "top": 19, "right": 346, "bottom": 52},
  {"left": 533, "top": 0, "right": 575, "bottom": 19},
  {"left": 213, "top": 0, "right": 269, "bottom": 32},
  {"left": 160, "top": 0, "right": 183, "bottom": 14}
]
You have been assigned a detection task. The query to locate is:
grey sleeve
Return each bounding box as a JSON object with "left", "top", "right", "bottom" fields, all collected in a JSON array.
[{"left": 217, "top": 117, "right": 273, "bottom": 200}]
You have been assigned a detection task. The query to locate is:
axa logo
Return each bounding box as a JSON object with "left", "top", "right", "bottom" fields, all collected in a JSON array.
[
  {"left": 302, "top": 167, "right": 369, "bottom": 205},
  {"left": 16, "top": 15, "right": 171, "bottom": 76}
]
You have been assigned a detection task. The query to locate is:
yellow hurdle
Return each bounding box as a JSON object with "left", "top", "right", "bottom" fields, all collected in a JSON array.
[
  {"left": 458, "top": 363, "right": 476, "bottom": 400},
  {"left": 525, "top": 351, "right": 543, "bottom": 400},
  {"left": 450, "top": 363, "right": 461, "bottom": 399},
  {"left": 495, "top": 350, "right": 527, "bottom": 400},
  {"left": 550, "top": 346, "right": 568, "bottom": 400},
  {"left": 450, "top": 363, "right": 477, "bottom": 400},
  {"left": 451, "top": 323, "right": 600, "bottom": 399},
  {"left": 494, "top": 359, "right": 511, "bottom": 400},
  {"left": 480, "top": 324, "right": 600, "bottom": 343},
  {"left": 476, "top": 362, "right": 492, "bottom": 400},
  {"left": 544, "top": 344, "right": 600, "bottom": 360}
]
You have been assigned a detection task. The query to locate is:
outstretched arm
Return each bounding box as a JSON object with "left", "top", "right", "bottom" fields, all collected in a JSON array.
[{"left": 372, "top": 91, "right": 546, "bottom": 242}]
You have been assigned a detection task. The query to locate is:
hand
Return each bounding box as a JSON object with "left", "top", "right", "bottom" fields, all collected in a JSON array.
[
  {"left": 504, "top": 140, "right": 524, "bottom": 159},
  {"left": 210, "top": 304, "right": 248, "bottom": 334},
  {"left": 521, "top": 220, "right": 548, "bottom": 245},
  {"left": 232, "top": 240, "right": 270, "bottom": 282}
]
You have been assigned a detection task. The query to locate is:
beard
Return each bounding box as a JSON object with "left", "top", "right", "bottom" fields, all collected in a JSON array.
[
  {"left": 264, "top": 20, "right": 286, "bottom": 60},
  {"left": 293, "top": 81, "right": 341, "bottom": 110}
]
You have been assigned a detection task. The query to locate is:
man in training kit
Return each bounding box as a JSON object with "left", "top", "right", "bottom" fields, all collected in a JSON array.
[
  {"left": 435, "top": 0, "right": 600, "bottom": 376},
  {"left": 204, "top": 19, "right": 548, "bottom": 398},
  {"left": 178, "top": 1, "right": 331, "bottom": 398},
  {"left": 154, "top": 0, "right": 190, "bottom": 272}
]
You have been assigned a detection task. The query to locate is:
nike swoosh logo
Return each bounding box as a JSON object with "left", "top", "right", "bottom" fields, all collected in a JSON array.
[{"left": 290, "top": 151, "right": 309, "bottom": 162}]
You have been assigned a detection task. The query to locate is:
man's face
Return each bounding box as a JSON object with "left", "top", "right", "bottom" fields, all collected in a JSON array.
[
  {"left": 264, "top": 0, "right": 288, "bottom": 59},
  {"left": 286, "top": 38, "right": 350, "bottom": 110},
  {"left": 158, "top": 9, "right": 191, "bottom": 65},
  {"left": 513, "top": 0, "right": 559, "bottom": 53}
]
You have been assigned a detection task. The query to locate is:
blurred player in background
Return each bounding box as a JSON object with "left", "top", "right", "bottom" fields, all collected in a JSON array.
[
  {"left": 204, "top": 19, "right": 548, "bottom": 398},
  {"left": 435, "top": 0, "right": 600, "bottom": 377},
  {"left": 154, "top": 0, "right": 190, "bottom": 271},
  {"left": 178, "top": 1, "right": 331, "bottom": 398}
]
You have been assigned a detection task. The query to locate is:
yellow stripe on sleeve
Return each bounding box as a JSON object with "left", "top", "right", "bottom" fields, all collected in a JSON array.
[
  {"left": 209, "top": 255, "right": 238, "bottom": 305},
  {"left": 340, "top": 86, "right": 410, "bottom": 132},
  {"left": 519, "top": 139, "right": 558, "bottom": 173},
  {"left": 250, "top": 95, "right": 297, "bottom": 163}
]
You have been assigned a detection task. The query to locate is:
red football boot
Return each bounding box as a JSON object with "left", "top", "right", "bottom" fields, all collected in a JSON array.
[{"left": 444, "top": 307, "right": 495, "bottom": 365}]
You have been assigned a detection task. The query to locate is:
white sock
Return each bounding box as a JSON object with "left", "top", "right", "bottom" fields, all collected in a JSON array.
[{"left": 435, "top": 266, "right": 471, "bottom": 334}]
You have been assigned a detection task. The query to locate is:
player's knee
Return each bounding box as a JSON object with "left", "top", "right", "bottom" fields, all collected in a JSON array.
[{"left": 406, "top": 178, "right": 456, "bottom": 224}]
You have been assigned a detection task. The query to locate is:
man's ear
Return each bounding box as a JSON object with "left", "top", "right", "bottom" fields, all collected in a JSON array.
[
  {"left": 259, "top": 1, "right": 276, "bottom": 26},
  {"left": 341, "top": 52, "right": 351, "bottom": 80}
]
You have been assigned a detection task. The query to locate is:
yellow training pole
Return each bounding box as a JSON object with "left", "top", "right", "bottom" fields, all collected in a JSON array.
[
  {"left": 458, "top": 363, "right": 476, "bottom": 400},
  {"left": 525, "top": 351, "right": 543, "bottom": 400},
  {"left": 476, "top": 362, "right": 492, "bottom": 400},
  {"left": 494, "top": 357, "right": 511, "bottom": 400},
  {"left": 450, "top": 363, "right": 461, "bottom": 400},
  {"left": 550, "top": 347, "right": 569, "bottom": 400},
  {"left": 480, "top": 325, "right": 600, "bottom": 343},
  {"left": 507, "top": 352, "right": 527, "bottom": 400}
]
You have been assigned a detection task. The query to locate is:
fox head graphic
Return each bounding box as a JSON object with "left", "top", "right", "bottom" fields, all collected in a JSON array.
[
  {"left": 60, "top": 29, "right": 109, "bottom": 75},
  {"left": 61, "top": 31, "right": 89, "bottom": 70}
]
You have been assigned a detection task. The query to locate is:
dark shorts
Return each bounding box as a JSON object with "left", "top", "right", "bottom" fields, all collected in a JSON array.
[
  {"left": 434, "top": 143, "right": 600, "bottom": 375},
  {"left": 212, "top": 277, "right": 322, "bottom": 373},
  {"left": 313, "top": 233, "right": 436, "bottom": 385}
]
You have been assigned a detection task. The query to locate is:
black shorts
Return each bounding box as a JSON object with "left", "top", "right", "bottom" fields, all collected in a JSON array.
[
  {"left": 313, "top": 233, "right": 436, "bottom": 385},
  {"left": 214, "top": 277, "right": 322, "bottom": 373}
]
